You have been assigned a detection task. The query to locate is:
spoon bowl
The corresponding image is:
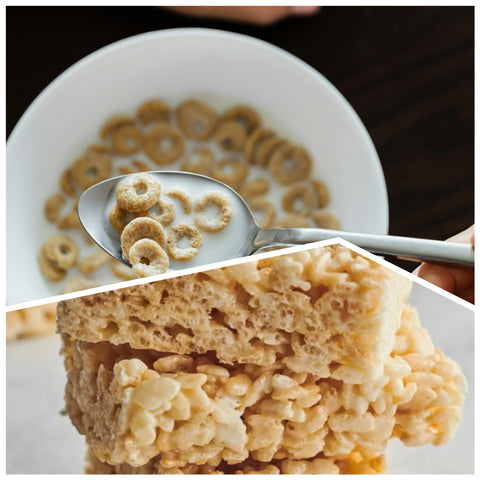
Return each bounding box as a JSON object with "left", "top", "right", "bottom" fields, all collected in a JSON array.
[{"left": 78, "top": 171, "right": 474, "bottom": 271}]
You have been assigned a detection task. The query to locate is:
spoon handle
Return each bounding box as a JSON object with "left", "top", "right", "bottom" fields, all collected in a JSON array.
[{"left": 253, "top": 228, "right": 474, "bottom": 267}]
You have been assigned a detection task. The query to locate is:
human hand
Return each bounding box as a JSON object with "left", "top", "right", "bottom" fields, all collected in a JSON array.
[
  {"left": 414, "top": 225, "right": 474, "bottom": 303},
  {"left": 163, "top": 6, "right": 320, "bottom": 26}
]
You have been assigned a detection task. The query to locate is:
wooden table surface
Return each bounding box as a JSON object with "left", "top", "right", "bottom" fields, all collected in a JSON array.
[{"left": 7, "top": 6, "right": 474, "bottom": 270}]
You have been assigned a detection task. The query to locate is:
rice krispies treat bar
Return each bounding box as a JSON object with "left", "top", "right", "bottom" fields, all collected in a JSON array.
[
  {"left": 85, "top": 446, "right": 387, "bottom": 474},
  {"left": 57, "top": 245, "right": 411, "bottom": 383},
  {"left": 6, "top": 303, "right": 57, "bottom": 341},
  {"left": 62, "top": 305, "right": 466, "bottom": 469}
]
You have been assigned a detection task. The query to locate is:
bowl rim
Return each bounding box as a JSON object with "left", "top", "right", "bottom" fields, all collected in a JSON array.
[
  {"left": 7, "top": 28, "right": 388, "bottom": 224},
  {"left": 7, "top": 28, "right": 389, "bottom": 305}
]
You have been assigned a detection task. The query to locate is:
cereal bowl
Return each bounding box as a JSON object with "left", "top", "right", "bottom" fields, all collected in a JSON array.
[{"left": 6, "top": 28, "right": 388, "bottom": 305}]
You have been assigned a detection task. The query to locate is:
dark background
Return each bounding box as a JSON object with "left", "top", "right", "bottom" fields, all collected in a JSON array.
[{"left": 6, "top": 6, "right": 474, "bottom": 270}]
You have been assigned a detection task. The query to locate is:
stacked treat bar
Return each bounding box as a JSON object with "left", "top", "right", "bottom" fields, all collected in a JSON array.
[{"left": 57, "top": 245, "right": 466, "bottom": 474}]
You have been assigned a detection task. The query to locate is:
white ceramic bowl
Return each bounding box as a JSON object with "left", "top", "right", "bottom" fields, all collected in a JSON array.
[{"left": 6, "top": 28, "right": 388, "bottom": 305}]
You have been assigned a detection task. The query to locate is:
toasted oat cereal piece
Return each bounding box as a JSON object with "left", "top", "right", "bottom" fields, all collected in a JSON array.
[
  {"left": 43, "top": 235, "right": 79, "bottom": 269},
  {"left": 248, "top": 197, "right": 276, "bottom": 228},
  {"left": 165, "top": 187, "right": 192, "bottom": 214},
  {"left": 109, "top": 204, "right": 134, "bottom": 234},
  {"left": 57, "top": 211, "right": 81, "bottom": 230},
  {"left": 223, "top": 104, "right": 261, "bottom": 134},
  {"left": 237, "top": 178, "right": 270, "bottom": 200},
  {"left": 121, "top": 217, "right": 166, "bottom": 261},
  {"left": 38, "top": 247, "right": 66, "bottom": 282},
  {"left": 44, "top": 193, "right": 65, "bottom": 222},
  {"left": 167, "top": 223, "right": 202, "bottom": 261},
  {"left": 6, "top": 303, "right": 57, "bottom": 341},
  {"left": 86, "top": 144, "right": 112, "bottom": 155},
  {"left": 275, "top": 214, "right": 311, "bottom": 228},
  {"left": 71, "top": 152, "right": 112, "bottom": 190},
  {"left": 132, "top": 159, "right": 152, "bottom": 172},
  {"left": 244, "top": 128, "right": 275, "bottom": 164},
  {"left": 181, "top": 147, "right": 214, "bottom": 175},
  {"left": 136, "top": 99, "right": 170, "bottom": 125},
  {"left": 194, "top": 191, "right": 232, "bottom": 233},
  {"left": 78, "top": 249, "right": 110, "bottom": 274},
  {"left": 117, "top": 165, "right": 137, "bottom": 175},
  {"left": 109, "top": 259, "right": 139, "bottom": 280},
  {"left": 215, "top": 120, "right": 247, "bottom": 152},
  {"left": 129, "top": 239, "right": 169, "bottom": 277},
  {"left": 150, "top": 197, "right": 175, "bottom": 227},
  {"left": 116, "top": 173, "right": 161, "bottom": 213},
  {"left": 311, "top": 179, "right": 329, "bottom": 208},
  {"left": 270, "top": 144, "right": 312, "bottom": 185},
  {"left": 257, "top": 136, "right": 287, "bottom": 168},
  {"left": 59, "top": 168, "right": 77, "bottom": 197},
  {"left": 312, "top": 210, "right": 340, "bottom": 230},
  {"left": 211, "top": 158, "right": 249, "bottom": 188},
  {"left": 145, "top": 124, "right": 185, "bottom": 165},
  {"left": 282, "top": 182, "right": 316, "bottom": 216},
  {"left": 112, "top": 125, "right": 143, "bottom": 155},
  {"left": 64, "top": 276, "right": 100, "bottom": 294},
  {"left": 100, "top": 115, "right": 135, "bottom": 140},
  {"left": 176, "top": 100, "right": 218, "bottom": 141}
]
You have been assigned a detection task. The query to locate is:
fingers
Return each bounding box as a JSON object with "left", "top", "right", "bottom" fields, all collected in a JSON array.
[
  {"left": 414, "top": 224, "right": 474, "bottom": 303},
  {"left": 445, "top": 224, "right": 475, "bottom": 247},
  {"left": 164, "top": 6, "right": 320, "bottom": 26}
]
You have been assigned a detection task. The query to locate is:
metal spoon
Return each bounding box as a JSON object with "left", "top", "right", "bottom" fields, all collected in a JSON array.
[{"left": 78, "top": 171, "right": 474, "bottom": 269}]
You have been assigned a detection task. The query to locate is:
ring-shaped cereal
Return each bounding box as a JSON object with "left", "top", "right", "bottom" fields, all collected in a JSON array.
[
  {"left": 311, "top": 179, "right": 329, "bottom": 208},
  {"left": 194, "top": 191, "right": 232, "bottom": 233},
  {"left": 176, "top": 100, "right": 218, "bottom": 141},
  {"left": 64, "top": 276, "right": 100, "bottom": 293},
  {"left": 109, "top": 204, "right": 135, "bottom": 234},
  {"left": 57, "top": 211, "right": 81, "bottom": 230},
  {"left": 71, "top": 152, "right": 113, "bottom": 190},
  {"left": 100, "top": 115, "right": 135, "bottom": 140},
  {"left": 44, "top": 193, "right": 65, "bottom": 223},
  {"left": 38, "top": 247, "right": 66, "bottom": 282},
  {"left": 109, "top": 259, "right": 138, "bottom": 280},
  {"left": 180, "top": 147, "right": 214, "bottom": 175},
  {"left": 136, "top": 99, "right": 170, "bottom": 125},
  {"left": 248, "top": 198, "right": 276, "bottom": 229},
  {"left": 129, "top": 238, "right": 170, "bottom": 277},
  {"left": 150, "top": 198, "right": 175, "bottom": 227},
  {"left": 78, "top": 249, "right": 110, "bottom": 274},
  {"left": 269, "top": 144, "right": 312, "bottom": 185},
  {"left": 275, "top": 214, "right": 311, "bottom": 228},
  {"left": 120, "top": 217, "right": 167, "bottom": 261},
  {"left": 133, "top": 159, "right": 152, "bottom": 172},
  {"left": 43, "top": 235, "right": 79, "bottom": 269},
  {"left": 117, "top": 165, "right": 137, "bottom": 176},
  {"left": 237, "top": 177, "right": 270, "bottom": 200},
  {"left": 312, "top": 210, "right": 340, "bottom": 230},
  {"left": 165, "top": 187, "right": 192, "bottom": 214},
  {"left": 86, "top": 144, "right": 112, "bottom": 155},
  {"left": 244, "top": 128, "right": 274, "bottom": 164},
  {"left": 211, "top": 158, "right": 249, "bottom": 188},
  {"left": 116, "top": 173, "right": 161, "bottom": 213},
  {"left": 281, "top": 183, "right": 316, "bottom": 216},
  {"left": 144, "top": 124, "right": 185, "bottom": 165},
  {"left": 166, "top": 224, "right": 203, "bottom": 261},
  {"left": 215, "top": 120, "right": 247, "bottom": 152},
  {"left": 59, "top": 168, "right": 77, "bottom": 197},
  {"left": 257, "top": 137, "right": 287, "bottom": 168},
  {"left": 112, "top": 125, "right": 143, "bottom": 155},
  {"left": 223, "top": 105, "right": 261, "bottom": 134}
]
